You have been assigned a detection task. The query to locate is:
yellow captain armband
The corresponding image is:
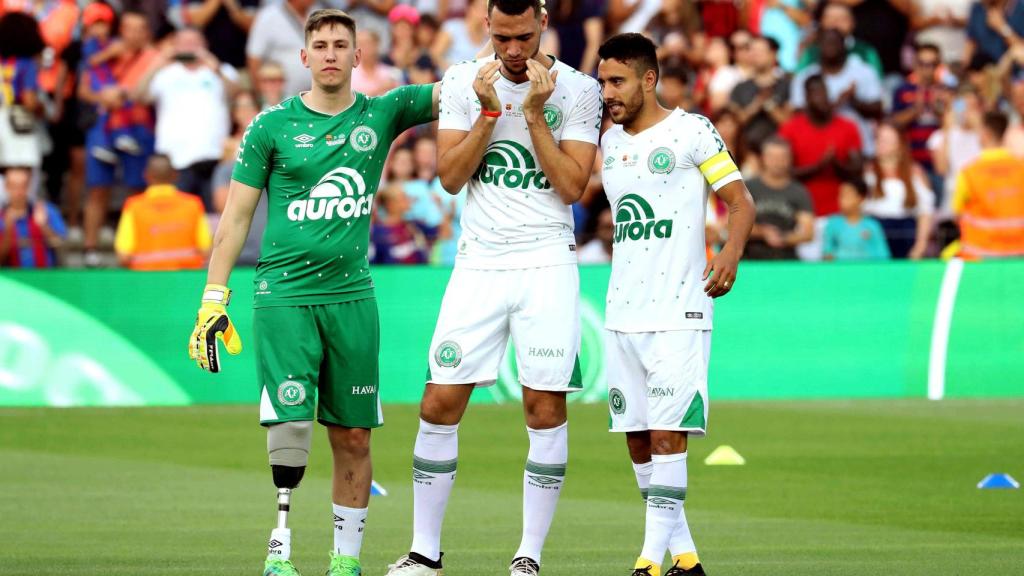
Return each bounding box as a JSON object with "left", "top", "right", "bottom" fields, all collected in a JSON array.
[{"left": 699, "top": 151, "right": 740, "bottom": 187}]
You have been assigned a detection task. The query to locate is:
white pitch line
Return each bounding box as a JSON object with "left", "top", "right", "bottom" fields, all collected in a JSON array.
[{"left": 928, "top": 258, "right": 964, "bottom": 401}]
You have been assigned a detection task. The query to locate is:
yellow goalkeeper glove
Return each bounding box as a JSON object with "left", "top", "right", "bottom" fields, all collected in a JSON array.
[{"left": 188, "top": 284, "right": 242, "bottom": 373}]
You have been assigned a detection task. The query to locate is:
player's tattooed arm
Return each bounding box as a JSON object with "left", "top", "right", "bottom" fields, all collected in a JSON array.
[
  {"left": 703, "top": 180, "right": 755, "bottom": 298},
  {"left": 523, "top": 59, "right": 595, "bottom": 204}
]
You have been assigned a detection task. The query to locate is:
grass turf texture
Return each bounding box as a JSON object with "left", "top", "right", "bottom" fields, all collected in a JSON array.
[{"left": 1, "top": 400, "right": 1022, "bottom": 575}]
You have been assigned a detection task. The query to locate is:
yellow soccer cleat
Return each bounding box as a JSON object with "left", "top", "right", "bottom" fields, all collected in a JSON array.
[
  {"left": 632, "top": 557, "right": 661, "bottom": 576},
  {"left": 188, "top": 284, "right": 242, "bottom": 373}
]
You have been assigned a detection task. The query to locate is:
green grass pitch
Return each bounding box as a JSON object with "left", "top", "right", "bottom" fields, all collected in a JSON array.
[{"left": 2, "top": 400, "right": 1023, "bottom": 575}]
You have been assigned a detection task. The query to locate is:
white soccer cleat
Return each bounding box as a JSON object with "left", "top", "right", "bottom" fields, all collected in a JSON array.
[
  {"left": 385, "top": 554, "right": 443, "bottom": 576},
  {"left": 509, "top": 557, "right": 540, "bottom": 576}
]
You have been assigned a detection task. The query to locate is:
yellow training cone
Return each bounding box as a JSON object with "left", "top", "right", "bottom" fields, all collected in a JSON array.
[{"left": 704, "top": 445, "right": 746, "bottom": 466}]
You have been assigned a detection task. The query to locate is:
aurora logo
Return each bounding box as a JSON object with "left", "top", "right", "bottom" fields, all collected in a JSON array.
[
  {"left": 613, "top": 193, "right": 673, "bottom": 243},
  {"left": 473, "top": 140, "right": 551, "bottom": 190},
  {"left": 288, "top": 167, "right": 373, "bottom": 222}
]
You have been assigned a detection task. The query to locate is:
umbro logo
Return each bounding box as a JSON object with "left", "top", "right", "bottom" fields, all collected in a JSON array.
[
  {"left": 269, "top": 539, "right": 284, "bottom": 548},
  {"left": 413, "top": 470, "right": 435, "bottom": 480},
  {"left": 293, "top": 134, "right": 315, "bottom": 148}
]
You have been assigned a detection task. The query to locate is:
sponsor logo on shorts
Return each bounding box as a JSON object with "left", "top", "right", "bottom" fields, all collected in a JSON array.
[
  {"left": 528, "top": 347, "right": 565, "bottom": 358},
  {"left": 350, "top": 126, "right": 378, "bottom": 152},
  {"left": 648, "top": 147, "right": 676, "bottom": 174},
  {"left": 648, "top": 387, "right": 675, "bottom": 398},
  {"left": 543, "top": 104, "right": 563, "bottom": 131},
  {"left": 685, "top": 312, "right": 703, "bottom": 319},
  {"left": 277, "top": 380, "right": 306, "bottom": 406},
  {"left": 435, "top": 340, "right": 462, "bottom": 368},
  {"left": 351, "top": 385, "right": 377, "bottom": 395},
  {"left": 613, "top": 193, "right": 673, "bottom": 243},
  {"left": 609, "top": 387, "right": 626, "bottom": 415},
  {"left": 293, "top": 133, "right": 315, "bottom": 148}
]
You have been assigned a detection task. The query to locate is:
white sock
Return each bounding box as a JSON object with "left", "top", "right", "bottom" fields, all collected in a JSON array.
[
  {"left": 332, "top": 503, "right": 367, "bottom": 557},
  {"left": 514, "top": 422, "right": 568, "bottom": 563},
  {"left": 639, "top": 452, "right": 687, "bottom": 563},
  {"left": 410, "top": 419, "right": 459, "bottom": 563},
  {"left": 635, "top": 459, "right": 696, "bottom": 557},
  {"left": 267, "top": 527, "right": 291, "bottom": 561}
]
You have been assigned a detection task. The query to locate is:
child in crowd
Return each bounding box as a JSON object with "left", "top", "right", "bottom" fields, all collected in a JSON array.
[
  {"left": 823, "top": 178, "right": 892, "bottom": 261},
  {"left": 370, "top": 184, "right": 430, "bottom": 265}
]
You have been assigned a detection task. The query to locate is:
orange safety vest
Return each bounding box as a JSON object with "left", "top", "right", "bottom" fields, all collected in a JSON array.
[
  {"left": 124, "top": 191, "right": 206, "bottom": 271},
  {"left": 959, "top": 154, "right": 1024, "bottom": 259}
]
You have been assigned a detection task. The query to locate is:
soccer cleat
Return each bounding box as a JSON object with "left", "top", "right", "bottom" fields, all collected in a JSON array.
[
  {"left": 264, "top": 558, "right": 302, "bottom": 576},
  {"left": 509, "top": 556, "right": 540, "bottom": 576},
  {"left": 326, "top": 553, "right": 361, "bottom": 576},
  {"left": 385, "top": 552, "right": 444, "bottom": 575},
  {"left": 632, "top": 557, "right": 661, "bottom": 576},
  {"left": 665, "top": 561, "right": 706, "bottom": 575}
]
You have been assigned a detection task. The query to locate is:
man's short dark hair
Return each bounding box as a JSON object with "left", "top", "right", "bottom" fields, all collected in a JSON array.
[
  {"left": 488, "top": 0, "right": 542, "bottom": 17},
  {"left": 598, "top": 33, "right": 660, "bottom": 82},
  {"left": 804, "top": 73, "right": 826, "bottom": 92},
  {"left": 916, "top": 42, "right": 941, "bottom": 58},
  {"left": 983, "top": 110, "right": 1010, "bottom": 140},
  {"left": 304, "top": 9, "right": 357, "bottom": 45},
  {"left": 761, "top": 136, "right": 791, "bottom": 153},
  {"left": 841, "top": 177, "right": 869, "bottom": 198},
  {"left": 762, "top": 36, "right": 780, "bottom": 53},
  {"left": 660, "top": 61, "right": 690, "bottom": 85}
]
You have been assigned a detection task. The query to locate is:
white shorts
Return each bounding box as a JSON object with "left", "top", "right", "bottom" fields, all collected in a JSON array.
[
  {"left": 427, "top": 264, "right": 582, "bottom": 392},
  {"left": 606, "top": 329, "right": 711, "bottom": 436}
]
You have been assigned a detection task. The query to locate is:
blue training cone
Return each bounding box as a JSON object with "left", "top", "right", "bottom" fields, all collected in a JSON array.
[
  {"left": 977, "top": 473, "right": 1019, "bottom": 489},
  {"left": 371, "top": 480, "right": 389, "bottom": 496}
]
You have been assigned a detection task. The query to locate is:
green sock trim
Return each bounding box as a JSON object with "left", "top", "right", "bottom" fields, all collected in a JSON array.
[{"left": 413, "top": 456, "right": 457, "bottom": 473}]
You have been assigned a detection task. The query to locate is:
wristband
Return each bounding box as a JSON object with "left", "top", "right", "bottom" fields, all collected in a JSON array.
[{"left": 481, "top": 109, "right": 501, "bottom": 118}]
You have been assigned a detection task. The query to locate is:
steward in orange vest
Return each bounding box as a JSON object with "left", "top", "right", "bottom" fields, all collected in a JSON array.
[
  {"left": 114, "top": 154, "right": 211, "bottom": 270},
  {"left": 953, "top": 111, "right": 1024, "bottom": 259}
]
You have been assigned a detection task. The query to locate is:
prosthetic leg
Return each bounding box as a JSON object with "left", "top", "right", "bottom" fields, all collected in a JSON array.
[{"left": 265, "top": 421, "right": 313, "bottom": 563}]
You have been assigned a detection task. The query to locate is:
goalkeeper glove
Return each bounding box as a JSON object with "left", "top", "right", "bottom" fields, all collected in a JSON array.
[{"left": 189, "top": 284, "right": 242, "bottom": 373}]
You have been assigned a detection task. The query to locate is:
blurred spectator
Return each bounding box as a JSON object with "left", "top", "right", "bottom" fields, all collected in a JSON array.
[
  {"left": 114, "top": 153, "right": 210, "bottom": 270},
  {"left": 757, "top": 0, "right": 812, "bottom": 72},
  {"left": 965, "top": 0, "right": 1024, "bottom": 66},
  {"left": 700, "top": 0, "right": 741, "bottom": 39},
  {"left": 79, "top": 10, "right": 161, "bottom": 266},
  {"left": 0, "top": 166, "right": 65, "bottom": 267},
  {"left": 799, "top": 2, "right": 883, "bottom": 79},
  {"left": 371, "top": 183, "right": 429, "bottom": 264},
  {"left": 911, "top": 0, "right": 972, "bottom": 65},
  {"left": 338, "top": 0, "right": 396, "bottom": 50},
  {"left": 186, "top": 0, "right": 257, "bottom": 69},
  {"left": 247, "top": 0, "right": 320, "bottom": 98},
  {"left": 657, "top": 62, "right": 693, "bottom": 110},
  {"left": 891, "top": 43, "right": 950, "bottom": 175},
  {"left": 647, "top": 0, "right": 701, "bottom": 47},
  {"left": 730, "top": 29, "right": 756, "bottom": 78},
  {"left": 577, "top": 206, "right": 612, "bottom": 264},
  {"left": 383, "top": 4, "right": 421, "bottom": 71},
  {"left": 863, "top": 124, "right": 935, "bottom": 259},
  {"left": 607, "top": 0, "right": 663, "bottom": 34},
  {"left": 713, "top": 108, "right": 756, "bottom": 175},
  {"left": 1004, "top": 78, "right": 1024, "bottom": 157},
  {"left": 745, "top": 137, "right": 814, "bottom": 260},
  {"left": 952, "top": 110, "right": 1024, "bottom": 258},
  {"left": 120, "top": 0, "right": 179, "bottom": 38},
  {"left": 699, "top": 36, "right": 744, "bottom": 114},
  {"left": 415, "top": 13, "right": 441, "bottom": 59},
  {"left": 139, "top": 28, "right": 239, "bottom": 209},
  {"left": 255, "top": 61, "right": 286, "bottom": 109},
  {"left": 352, "top": 29, "right": 400, "bottom": 96},
  {"left": 823, "top": 178, "right": 891, "bottom": 261},
  {"left": 0, "top": 11, "right": 45, "bottom": 170},
  {"left": 791, "top": 28, "right": 882, "bottom": 156},
  {"left": 546, "top": 0, "right": 604, "bottom": 74},
  {"left": 432, "top": 0, "right": 487, "bottom": 69},
  {"left": 779, "top": 74, "right": 862, "bottom": 218},
  {"left": 212, "top": 91, "right": 265, "bottom": 265},
  {"left": 930, "top": 89, "right": 983, "bottom": 209},
  {"left": 729, "top": 35, "right": 791, "bottom": 153},
  {"left": 848, "top": 0, "right": 912, "bottom": 83}
]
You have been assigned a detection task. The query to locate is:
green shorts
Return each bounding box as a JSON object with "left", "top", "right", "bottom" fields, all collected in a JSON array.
[{"left": 254, "top": 298, "right": 381, "bottom": 428}]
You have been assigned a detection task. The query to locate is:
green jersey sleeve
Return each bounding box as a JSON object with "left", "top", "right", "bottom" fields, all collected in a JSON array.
[
  {"left": 232, "top": 110, "right": 277, "bottom": 189},
  {"left": 385, "top": 83, "right": 436, "bottom": 134}
]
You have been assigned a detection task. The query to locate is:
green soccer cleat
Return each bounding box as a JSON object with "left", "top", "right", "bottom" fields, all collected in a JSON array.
[
  {"left": 326, "top": 553, "right": 361, "bottom": 576},
  {"left": 264, "top": 558, "right": 303, "bottom": 576}
]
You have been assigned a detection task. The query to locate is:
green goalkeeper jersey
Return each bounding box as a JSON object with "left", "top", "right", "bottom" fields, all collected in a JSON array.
[{"left": 232, "top": 84, "right": 435, "bottom": 308}]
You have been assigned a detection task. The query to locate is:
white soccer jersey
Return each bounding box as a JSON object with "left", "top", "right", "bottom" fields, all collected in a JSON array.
[
  {"left": 438, "top": 57, "right": 602, "bottom": 269},
  {"left": 601, "top": 109, "right": 742, "bottom": 332}
]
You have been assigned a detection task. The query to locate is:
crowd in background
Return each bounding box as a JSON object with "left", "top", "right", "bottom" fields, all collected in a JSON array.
[{"left": 1, "top": 0, "right": 1023, "bottom": 269}]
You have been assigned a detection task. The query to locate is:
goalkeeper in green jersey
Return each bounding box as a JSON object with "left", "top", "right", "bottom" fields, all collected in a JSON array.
[{"left": 187, "top": 9, "right": 440, "bottom": 576}]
